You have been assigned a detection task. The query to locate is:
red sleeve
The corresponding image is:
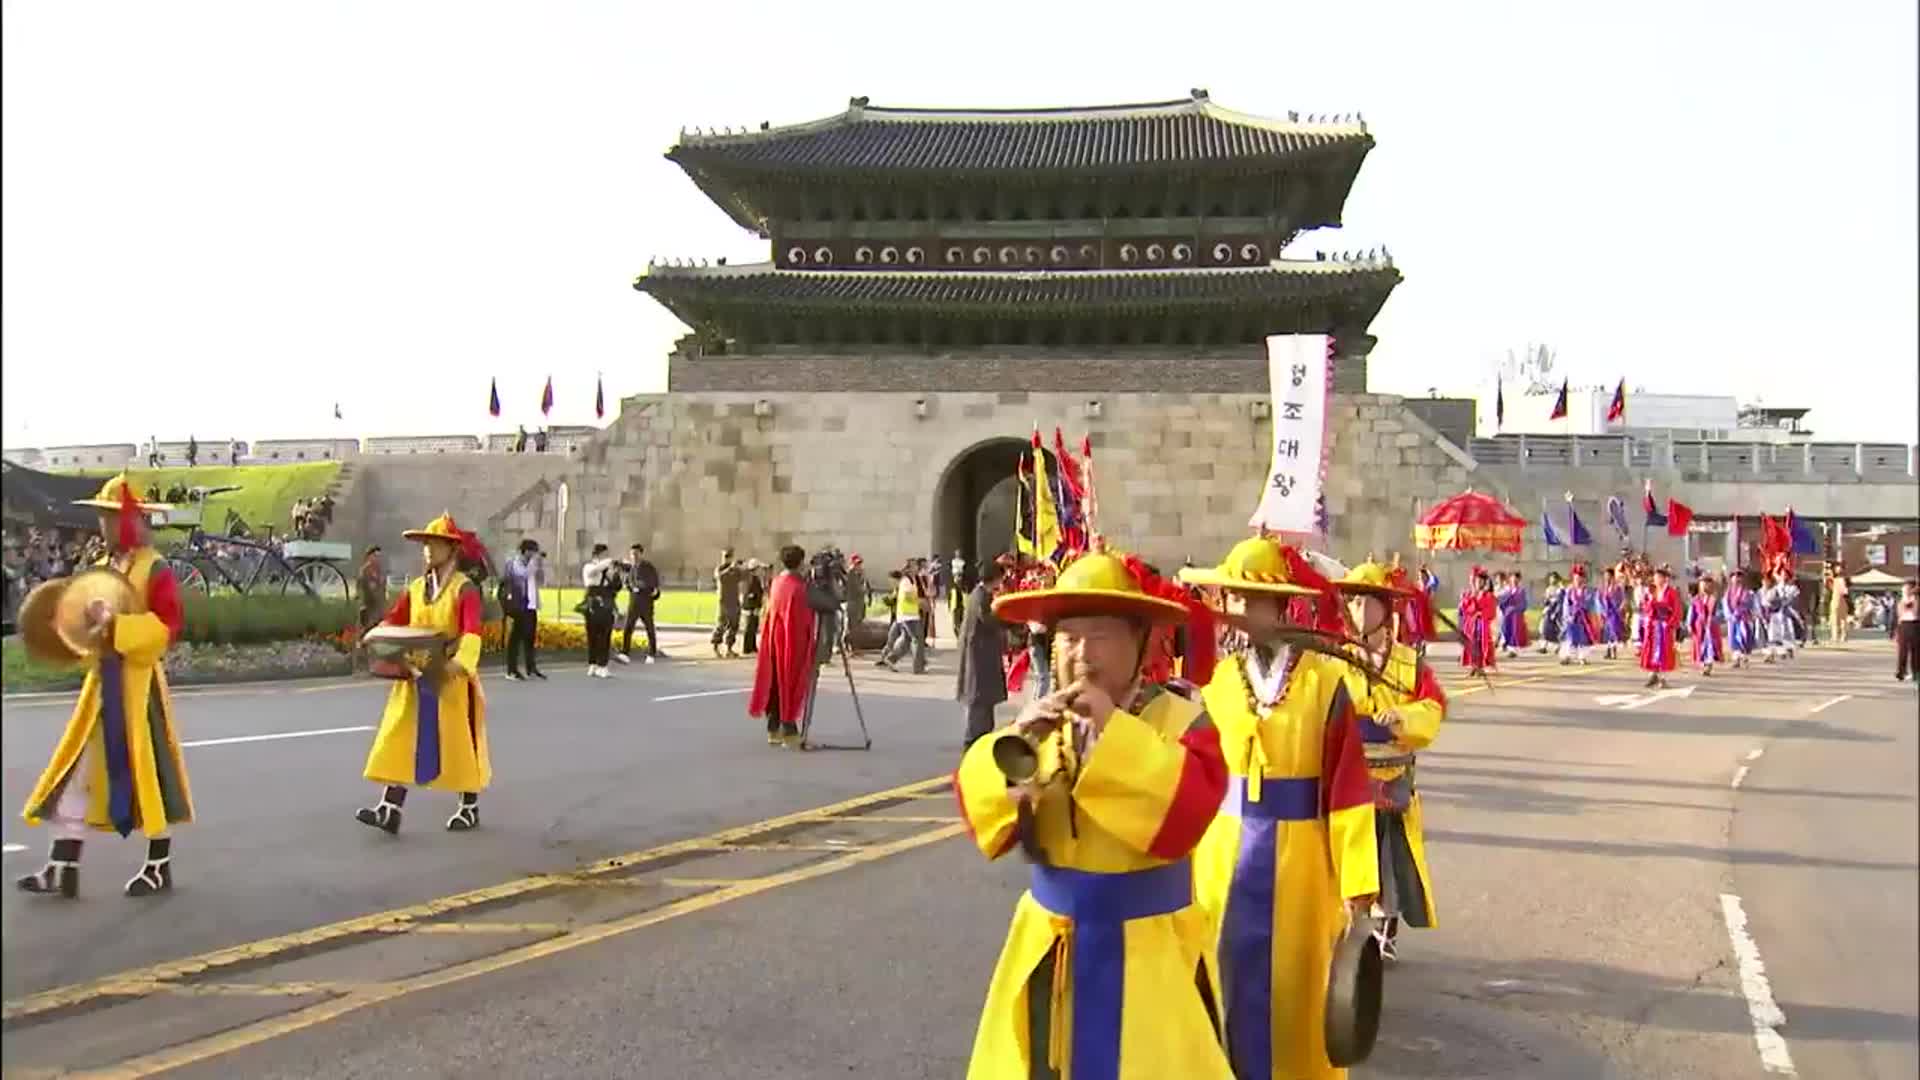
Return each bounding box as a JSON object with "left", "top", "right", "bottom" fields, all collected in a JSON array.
[
  {"left": 1145, "top": 712, "right": 1228, "bottom": 859},
  {"left": 145, "top": 563, "right": 184, "bottom": 644},
  {"left": 1411, "top": 659, "right": 1448, "bottom": 707},
  {"left": 382, "top": 591, "right": 411, "bottom": 626},
  {"left": 457, "top": 584, "right": 483, "bottom": 635},
  {"left": 1320, "top": 682, "right": 1374, "bottom": 817}
]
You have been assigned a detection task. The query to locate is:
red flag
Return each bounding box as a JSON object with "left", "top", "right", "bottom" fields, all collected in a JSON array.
[
  {"left": 1606, "top": 379, "right": 1626, "bottom": 423},
  {"left": 1549, "top": 378, "right": 1570, "bottom": 420},
  {"left": 1665, "top": 498, "right": 1694, "bottom": 537},
  {"left": 1080, "top": 434, "right": 1098, "bottom": 536},
  {"left": 1052, "top": 427, "right": 1085, "bottom": 499},
  {"left": 540, "top": 376, "right": 554, "bottom": 416}
]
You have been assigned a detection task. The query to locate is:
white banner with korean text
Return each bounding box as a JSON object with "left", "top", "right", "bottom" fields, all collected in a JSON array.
[{"left": 1248, "top": 334, "right": 1333, "bottom": 539}]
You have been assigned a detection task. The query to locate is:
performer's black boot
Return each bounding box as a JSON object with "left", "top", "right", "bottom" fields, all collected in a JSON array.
[
  {"left": 356, "top": 785, "right": 406, "bottom": 835},
  {"left": 126, "top": 837, "right": 173, "bottom": 897},
  {"left": 446, "top": 793, "right": 479, "bottom": 832},
  {"left": 16, "top": 838, "right": 81, "bottom": 899}
]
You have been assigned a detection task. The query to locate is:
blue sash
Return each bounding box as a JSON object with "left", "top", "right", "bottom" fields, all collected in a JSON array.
[
  {"left": 1028, "top": 860, "right": 1193, "bottom": 1080},
  {"left": 1218, "top": 775, "right": 1319, "bottom": 1078}
]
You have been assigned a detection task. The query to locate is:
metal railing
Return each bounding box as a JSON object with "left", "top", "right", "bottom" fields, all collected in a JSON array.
[{"left": 1468, "top": 435, "right": 1917, "bottom": 480}]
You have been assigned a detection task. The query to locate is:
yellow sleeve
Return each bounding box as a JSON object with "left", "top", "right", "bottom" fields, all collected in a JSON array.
[
  {"left": 1320, "top": 676, "right": 1381, "bottom": 901},
  {"left": 954, "top": 735, "right": 1019, "bottom": 860},
  {"left": 111, "top": 612, "right": 172, "bottom": 667},
  {"left": 1393, "top": 696, "right": 1444, "bottom": 751},
  {"left": 452, "top": 632, "right": 482, "bottom": 676},
  {"left": 1072, "top": 704, "right": 1225, "bottom": 860}
]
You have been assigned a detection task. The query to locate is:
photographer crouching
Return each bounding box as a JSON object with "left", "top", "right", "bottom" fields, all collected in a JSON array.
[{"left": 748, "top": 545, "right": 842, "bottom": 748}]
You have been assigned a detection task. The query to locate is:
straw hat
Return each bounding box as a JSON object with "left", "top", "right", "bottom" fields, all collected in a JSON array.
[
  {"left": 1177, "top": 537, "right": 1321, "bottom": 597},
  {"left": 991, "top": 551, "right": 1190, "bottom": 628},
  {"left": 1334, "top": 560, "right": 1416, "bottom": 599},
  {"left": 72, "top": 473, "right": 168, "bottom": 512},
  {"left": 402, "top": 512, "right": 466, "bottom": 544}
]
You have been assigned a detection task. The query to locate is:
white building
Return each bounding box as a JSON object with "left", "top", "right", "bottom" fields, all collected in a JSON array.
[{"left": 1472, "top": 382, "right": 1811, "bottom": 443}]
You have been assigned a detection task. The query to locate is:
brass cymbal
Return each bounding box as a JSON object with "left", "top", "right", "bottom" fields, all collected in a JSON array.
[
  {"left": 17, "top": 578, "right": 81, "bottom": 668},
  {"left": 52, "top": 568, "right": 141, "bottom": 659}
]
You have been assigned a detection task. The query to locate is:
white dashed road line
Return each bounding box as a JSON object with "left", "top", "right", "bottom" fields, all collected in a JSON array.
[
  {"left": 1719, "top": 892, "right": 1797, "bottom": 1075},
  {"left": 2, "top": 844, "right": 27, "bottom": 855},
  {"left": 652, "top": 688, "right": 750, "bottom": 703},
  {"left": 1731, "top": 766, "right": 1750, "bottom": 789},
  {"left": 1808, "top": 694, "right": 1851, "bottom": 714},
  {"left": 1745, "top": 748, "right": 1765, "bottom": 762},
  {"left": 181, "top": 725, "right": 374, "bottom": 749}
]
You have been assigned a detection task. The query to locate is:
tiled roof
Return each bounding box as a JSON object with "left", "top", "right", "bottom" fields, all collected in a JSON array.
[
  {"left": 669, "top": 94, "right": 1370, "bottom": 174},
  {"left": 634, "top": 257, "right": 1399, "bottom": 318}
]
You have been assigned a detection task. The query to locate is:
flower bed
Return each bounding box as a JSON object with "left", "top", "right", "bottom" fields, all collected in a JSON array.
[{"left": 3, "top": 637, "right": 351, "bottom": 694}]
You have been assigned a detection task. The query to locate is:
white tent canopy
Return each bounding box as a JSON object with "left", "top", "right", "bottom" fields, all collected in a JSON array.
[{"left": 1848, "top": 568, "right": 1907, "bottom": 588}]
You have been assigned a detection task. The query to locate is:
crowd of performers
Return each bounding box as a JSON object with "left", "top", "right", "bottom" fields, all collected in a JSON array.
[
  {"left": 957, "top": 536, "right": 1446, "bottom": 1079},
  {"left": 14, "top": 480, "right": 499, "bottom": 899},
  {"left": 1450, "top": 553, "right": 1815, "bottom": 687}
]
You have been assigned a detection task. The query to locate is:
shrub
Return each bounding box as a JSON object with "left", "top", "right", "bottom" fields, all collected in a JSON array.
[
  {"left": 180, "top": 593, "right": 357, "bottom": 646},
  {"left": 479, "top": 618, "right": 587, "bottom": 653}
]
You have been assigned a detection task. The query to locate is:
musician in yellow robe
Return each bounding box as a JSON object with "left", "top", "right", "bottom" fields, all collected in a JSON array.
[
  {"left": 1180, "top": 538, "right": 1378, "bottom": 1080},
  {"left": 1333, "top": 561, "right": 1446, "bottom": 961},
  {"left": 19, "top": 474, "right": 193, "bottom": 899},
  {"left": 954, "top": 551, "right": 1233, "bottom": 1079},
  {"left": 356, "top": 513, "right": 491, "bottom": 834}
]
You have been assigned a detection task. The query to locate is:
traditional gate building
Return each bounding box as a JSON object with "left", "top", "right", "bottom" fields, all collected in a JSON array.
[{"left": 494, "top": 92, "right": 1486, "bottom": 580}]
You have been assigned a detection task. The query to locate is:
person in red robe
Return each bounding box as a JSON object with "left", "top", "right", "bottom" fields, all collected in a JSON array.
[
  {"left": 1458, "top": 568, "right": 1499, "bottom": 675},
  {"left": 748, "top": 545, "right": 837, "bottom": 749},
  {"left": 1639, "top": 565, "right": 1682, "bottom": 688}
]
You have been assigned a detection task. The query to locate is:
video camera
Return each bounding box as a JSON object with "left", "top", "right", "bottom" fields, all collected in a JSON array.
[{"left": 810, "top": 546, "right": 848, "bottom": 589}]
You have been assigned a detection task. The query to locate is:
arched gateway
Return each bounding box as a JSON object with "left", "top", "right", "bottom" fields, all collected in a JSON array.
[{"left": 933, "top": 437, "right": 1027, "bottom": 571}]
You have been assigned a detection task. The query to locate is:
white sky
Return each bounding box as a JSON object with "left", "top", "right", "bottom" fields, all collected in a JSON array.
[{"left": 4, "top": 0, "right": 1915, "bottom": 448}]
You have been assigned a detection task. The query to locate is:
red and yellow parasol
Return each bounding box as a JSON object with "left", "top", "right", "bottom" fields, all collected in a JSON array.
[{"left": 1413, "top": 489, "right": 1527, "bottom": 554}]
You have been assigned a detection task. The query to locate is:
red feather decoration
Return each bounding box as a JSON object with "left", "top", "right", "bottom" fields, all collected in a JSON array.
[
  {"left": 117, "top": 477, "right": 142, "bottom": 551},
  {"left": 1277, "top": 546, "right": 1346, "bottom": 635}
]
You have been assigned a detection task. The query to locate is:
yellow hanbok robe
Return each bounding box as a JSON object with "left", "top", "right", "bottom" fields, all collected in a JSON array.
[
  {"left": 954, "top": 687, "right": 1233, "bottom": 1080},
  {"left": 22, "top": 547, "right": 194, "bottom": 837},
  {"left": 362, "top": 570, "right": 491, "bottom": 792},
  {"left": 1193, "top": 651, "right": 1378, "bottom": 1080},
  {"left": 1343, "top": 642, "right": 1445, "bottom": 927}
]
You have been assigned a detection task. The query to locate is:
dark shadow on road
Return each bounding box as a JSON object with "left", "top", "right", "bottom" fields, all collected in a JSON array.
[
  {"left": 1387, "top": 951, "right": 1919, "bottom": 1046},
  {"left": 1471, "top": 708, "right": 1893, "bottom": 743},
  {"left": 1424, "top": 829, "right": 1917, "bottom": 873},
  {"left": 1417, "top": 763, "right": 1911, "bottom": 803},
  {"left": 1420, "top": 783, "right": 1725, "bottom": 816}
]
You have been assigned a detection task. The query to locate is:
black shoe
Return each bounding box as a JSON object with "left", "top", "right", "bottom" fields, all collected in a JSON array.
[
  {"left": 126, "top": 838, "right": 173, "bottom": 897},
  {"left": 446, "top": 796, "right": 479, "bottom": 832},
  {"left": 530, "top": 669, "right": 548, "bottom": 681},
  {"left": 16, "top": 838, "right": 81, "bottom": 899},
  {"left": 356, "top": 787, "right": 406, "bottom": 835}
]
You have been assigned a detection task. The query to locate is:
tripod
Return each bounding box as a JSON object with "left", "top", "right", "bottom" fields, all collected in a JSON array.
[{"left": 799, "top": 636, "right": 872, "bottom": 751}]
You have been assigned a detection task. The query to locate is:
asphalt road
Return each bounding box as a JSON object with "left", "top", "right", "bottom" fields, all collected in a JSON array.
[{"left": 2, "top": 637, "right": 1913, "bottom": 1078}]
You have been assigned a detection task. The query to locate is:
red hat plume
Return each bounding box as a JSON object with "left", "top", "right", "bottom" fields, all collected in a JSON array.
[{"left": 117, "top": 476, "right": 142, "bottom": 551}]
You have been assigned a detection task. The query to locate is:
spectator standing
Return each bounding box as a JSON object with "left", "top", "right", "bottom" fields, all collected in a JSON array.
[
  {"left": 186, "top": 436, "right": 198, "bottom": 469},
  {"left": 712, "top": 548, "right": 743, "bottom": 658},
  {"left": 147, "top": 436, "right": 161, "bottom": 468},
  {"left": 533, "top": 428, "right": 549, "bottom": 453},
  {"left": 514, "top": 426, "right": 528, "bottom": 454},
  {"left": 740, "top": 561, "right": 766, "bottom": 656},
  {"left": 227, "top": 437, "right": 240, "bottom": 465},
  {"left": 842, "top": 554, "right": 869, "bottom": 648},
  {"left": 617, "top": 543, "right": 662, "bottom": 663},
  {"left": 954, "top": 558, "right": 1007, "bottom": 748},
  {"left": 581, "top": 544, "right": 621, "bottom": 678},
  {"left": 1828, "top": 564, "right": 1851, "bottom": 644},
  {"left": 356, "top": 547, "right": 387, "bottom": 632},
  {"left": 500, "top": 539, "right": 546, "bottom": 680},
  {"left": 1895, "top": 580, "right": 1919, "bottom": 682}
]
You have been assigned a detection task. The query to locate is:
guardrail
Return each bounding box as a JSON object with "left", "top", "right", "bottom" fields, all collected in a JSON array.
[{"left": 1469, "top": 436, "right": 1917, "bottom": 480}]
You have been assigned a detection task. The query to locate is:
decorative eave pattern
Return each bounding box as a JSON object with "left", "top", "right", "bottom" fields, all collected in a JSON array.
[{"left": 633, "top": 257, "right": 1399, "bottom": 321}]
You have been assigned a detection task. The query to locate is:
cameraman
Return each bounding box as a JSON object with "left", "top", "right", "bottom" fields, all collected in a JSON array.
[
  {"left": 617, "top": 543, "right": 663, "bottom": 663},
  {"left": 809, "top": 548, "right": 847, "bottom": 662}
]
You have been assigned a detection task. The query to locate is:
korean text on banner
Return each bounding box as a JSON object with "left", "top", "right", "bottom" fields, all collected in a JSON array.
[{"left": 1248, "top": 334, "right": 1332, "bottom": 537}]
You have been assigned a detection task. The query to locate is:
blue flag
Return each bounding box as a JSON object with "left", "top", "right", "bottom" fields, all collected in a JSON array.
[
  {"left": 1786, "top": 511, "right": 1818, "bottom": 555},
  {"left": 1606, "top": 496, "right": 1631, "bottom": 541},
  {"left": 1542, "top": 500, "right": 1563, "bottom": 547},
  {"left": 1568, "top": 503, "right": 1593, "bottom": 546}
]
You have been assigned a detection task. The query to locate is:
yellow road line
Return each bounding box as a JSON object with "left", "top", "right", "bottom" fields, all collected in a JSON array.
[
  {"left": 655, "top": 877, "right": 755, "bottom": 889},
  {"left": 386, "top": 922, "right": 574, "bottom": 936},
  {"left": 75, "top": 823, "right": 967, "bottom": 1079},
  {"left": 1450, "top": 664, "right": 1607, "bottom": 698},
  {"left": 139, "top": 981, "right": 373, "bottom": 998},
  {"left": 1, "top": 775, "right": 948, "bottom": 1024},
  {"left": 840, "top": 814, "right": 960, "bottom": 824},
  {"left": 714, "top": 842, "right": 869, "bottom": 853}
]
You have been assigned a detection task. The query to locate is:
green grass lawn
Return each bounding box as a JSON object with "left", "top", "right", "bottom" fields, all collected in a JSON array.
[{"left": 66, "top": 462, "right": 342, "bottom": 536}]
